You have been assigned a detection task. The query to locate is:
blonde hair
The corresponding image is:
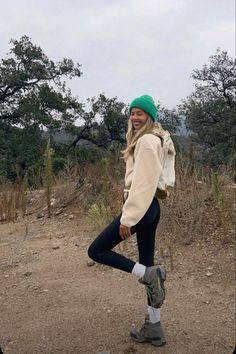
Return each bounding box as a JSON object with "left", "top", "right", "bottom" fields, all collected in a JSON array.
[{"left": 121, "top": 116, "right": 165, "bottom": 160}]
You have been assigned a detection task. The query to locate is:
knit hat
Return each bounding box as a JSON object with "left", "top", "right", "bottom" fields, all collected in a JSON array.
[{"left": 129, "top": 95, "right": 158, "bottom": 121}]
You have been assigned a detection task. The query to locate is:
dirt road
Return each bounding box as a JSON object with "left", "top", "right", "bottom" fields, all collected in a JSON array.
[{"left": 0, "top": 210, "right": 235, "bottom": 354}]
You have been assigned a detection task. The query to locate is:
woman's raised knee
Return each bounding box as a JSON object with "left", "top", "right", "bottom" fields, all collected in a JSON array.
[{"left": 87, "top": 243, "right": 98, "bottom": 261}]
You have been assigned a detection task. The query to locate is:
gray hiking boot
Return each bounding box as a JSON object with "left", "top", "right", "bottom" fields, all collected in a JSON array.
[
  {"left": 130, "top": 319, "right": 166, "bottom": 346},
  {"left": 139, "top": 265, "right": 166, "bottom": 308}
]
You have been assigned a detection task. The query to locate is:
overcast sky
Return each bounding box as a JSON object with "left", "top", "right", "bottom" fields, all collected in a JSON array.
[{"left": 0, "top": 0, "right": 235, "bottom": 109}]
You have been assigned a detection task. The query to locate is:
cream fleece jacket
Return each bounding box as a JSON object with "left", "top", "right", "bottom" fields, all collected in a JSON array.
[{"left": 120, "top": 133, "right": 162, "bottom": 227}]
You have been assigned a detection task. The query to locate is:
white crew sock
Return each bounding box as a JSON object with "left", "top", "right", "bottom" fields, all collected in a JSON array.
[
  {"left": 148, "top": 306, "right": 161, "bottom": 323},
  {"left": 131, "top": 262, "right": 146, "bottom": 279}
]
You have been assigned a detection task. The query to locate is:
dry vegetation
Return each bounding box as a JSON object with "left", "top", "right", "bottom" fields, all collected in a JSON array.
[{"left": 1, "top": 155, "right": 234, "bottom": 249}]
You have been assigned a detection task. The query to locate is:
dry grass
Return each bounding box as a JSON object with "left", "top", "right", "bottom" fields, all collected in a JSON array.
[
  {"left": 0, "top": 156, "right": 234, "bottom": 250},
  {"left": 76, "top": 156, "right": 235, "bottom": 253},
  {"left": 0, "top": 181, "right": 27, "bottom": 222},
  {"left": 157, "top": 158, "right": 235, "bottom": 246}
]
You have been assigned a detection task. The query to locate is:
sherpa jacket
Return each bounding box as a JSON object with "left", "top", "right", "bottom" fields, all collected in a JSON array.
[{"left": 120, "top": 133, "right": 162, "bottom": 228}]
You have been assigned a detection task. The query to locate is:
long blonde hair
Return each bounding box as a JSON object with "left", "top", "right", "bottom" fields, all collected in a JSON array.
[{"left": 121, "top": 116, "right": 165, "bottom": 160}]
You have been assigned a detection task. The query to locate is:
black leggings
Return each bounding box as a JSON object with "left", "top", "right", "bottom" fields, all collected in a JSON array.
[{"left": 88, "top": 198, "right": 160, "bottom": 273}]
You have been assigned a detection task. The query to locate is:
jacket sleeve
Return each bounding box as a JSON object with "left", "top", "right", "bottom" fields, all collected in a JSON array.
[{"left": 120, "top": 135, "right": 162, "bottom": 227}]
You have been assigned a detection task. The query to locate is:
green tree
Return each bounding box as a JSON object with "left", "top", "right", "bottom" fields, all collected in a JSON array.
[
  {"left": 0, "top": 36, "right": 83, "bottom": 180},
  {"left": 0, "top": 124, "right": 45, "bottom": 182},
  {"left": 158, "top": 105, "right": 181, "bottom": 134},
  {"left": 68, "top": 94, "right": 127, "bottom": 151},
  {"left": 0, "top": 35, "right": 82, "bottom": 130},
  {"left": 181, "top": 49, "right": 236, "bottom": 166}
]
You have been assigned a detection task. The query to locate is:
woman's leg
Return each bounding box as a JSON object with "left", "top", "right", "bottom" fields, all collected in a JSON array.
[
  {"left": 88, "top": 198, "right": 160, "bottom": 274},
  {"left": 88, "top": 215, "right": 135, "bottom": 273},
  {"left": 136, "top": 222, "right": 157, "bottom": 267},
  {"left": 135, "top": 197, "right": 160, "bottom": 267},
  {"left": 129, "top": 200, "right": 165, "bottom": 345},
  {"left": 136, "top": 222, "right": 160, "bottom": 310},
  {"left": 135, "top": 199, "right": 160, "bottom": 308}
]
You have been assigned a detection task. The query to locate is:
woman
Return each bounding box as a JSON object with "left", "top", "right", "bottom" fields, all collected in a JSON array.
[{"left": 88, "top": 94, "right": 167, "bottom": 347}]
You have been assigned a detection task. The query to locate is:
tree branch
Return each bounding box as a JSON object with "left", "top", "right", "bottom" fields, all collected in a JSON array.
[
  {"left": 0, "top": 79, "right": 41, "bottom": 102},
  {"left": 67, "top": 125, "right": 92, "bottom": 151}
]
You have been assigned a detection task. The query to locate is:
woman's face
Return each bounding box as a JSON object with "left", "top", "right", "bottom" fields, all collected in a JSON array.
[{"left": 130, "top": 108, "right": 149, "bottom": 131}]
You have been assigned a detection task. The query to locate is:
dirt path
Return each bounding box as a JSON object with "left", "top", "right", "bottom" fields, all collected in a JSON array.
[{"left": 0, "top": 211, "right": 235, "bottom": 354}]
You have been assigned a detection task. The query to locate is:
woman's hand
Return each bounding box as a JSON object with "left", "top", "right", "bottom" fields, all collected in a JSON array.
[{"left": 119, "top": 224, "right": 131, "bottom": 239}]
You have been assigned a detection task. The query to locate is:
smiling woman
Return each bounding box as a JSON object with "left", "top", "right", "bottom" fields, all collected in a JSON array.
[
  {"left": 88, "top": 94, "right": 171, "bottom": 347},
  {"left": 130, "top": 108, "right": 149, "bottom": 130},
  {"left": 129, "top": 95, "right": 157, "bottom": 131}
]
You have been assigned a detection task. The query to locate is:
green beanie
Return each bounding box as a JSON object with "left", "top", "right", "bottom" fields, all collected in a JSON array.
[{"left": 129, "top": 95, "right": 158, "bottom": 121}]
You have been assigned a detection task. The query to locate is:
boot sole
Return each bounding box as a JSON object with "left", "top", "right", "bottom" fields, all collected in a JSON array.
[{"left": 130, "top": 335, "right": 166, "bottom": 347}]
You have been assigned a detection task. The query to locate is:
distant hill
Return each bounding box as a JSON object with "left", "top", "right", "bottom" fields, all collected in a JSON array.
[{"left": 42, "top": 130, "right": 90, "bottom": 145}]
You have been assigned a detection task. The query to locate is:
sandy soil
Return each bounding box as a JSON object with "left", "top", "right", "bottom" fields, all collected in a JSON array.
[{"left": 0, "top": 207, "right": 235, "bottom": 354}]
